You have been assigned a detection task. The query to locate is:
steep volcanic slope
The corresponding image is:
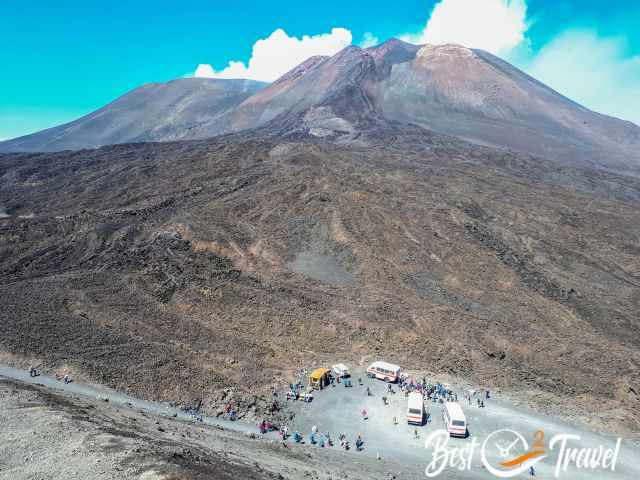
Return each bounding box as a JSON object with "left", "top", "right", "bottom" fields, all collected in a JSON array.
[
  {"left": 0, "top": 78, "right": 265, "bottom": 152},
  {"left": 200, "top": 39, "right": 640, "bottom": 171},
  {"left": 184, "top": 47, "right": 382, "bottom": 138},
  {"left": 1, "top": 129, "right": 639, "bottom": 433},
  {"left": 226, "top": 39, "right": 640, "bottom": 171},
  {"left": 202, "top": 40, "right": 423, "bottom": 138},
  {"left": 2, "top": 39, "right": 639, "bottom": 171},
  {"left": 377, "top": 43, "right": 640, "bottom": 170}
]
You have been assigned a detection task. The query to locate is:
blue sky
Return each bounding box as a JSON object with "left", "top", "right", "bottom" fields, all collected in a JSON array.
[{"left": 1, "top": 0, "right": 639, "bottom": 140}]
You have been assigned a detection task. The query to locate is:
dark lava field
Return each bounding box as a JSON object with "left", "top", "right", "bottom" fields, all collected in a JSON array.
[{"left": 1, "top": 126, "right": 639, "bottom": 433}]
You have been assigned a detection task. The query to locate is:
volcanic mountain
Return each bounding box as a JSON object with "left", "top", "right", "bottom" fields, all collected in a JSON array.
[
  {"left": 2, "top": 40, "right": 640, "bottom": 436},
  {"left": 2, "top": 39, "right": 639, "bottom": 171},
  {"left": 0, "top": 78, "right": 266, "bottom": 152}
]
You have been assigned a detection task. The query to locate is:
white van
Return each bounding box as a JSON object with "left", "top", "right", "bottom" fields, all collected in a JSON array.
[
  {"left": 443, "top": 402, "right": 467, "bottom": 437},
  {"left": 366, "top": 361, "right": 401, "bottom": 382},
  {"left": 331, "top": 363, "right": 350, "bottom": 378},
  {"left": 407, "top": 391, "right": 424, "bottom": 425}
]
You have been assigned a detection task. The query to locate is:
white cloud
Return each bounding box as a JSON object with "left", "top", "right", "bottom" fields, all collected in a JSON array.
[
  {"left": 359, "top": 32, "right": 380, "bottom": 48},
  {"left": 195, "top": 27, "right": 352, "bottom": 82},
  {"left": 524, "top": 30, "right": 640, "bottom": 125},
  {"left": 405, "top": 0, "right": 528, "bottom": 55}
]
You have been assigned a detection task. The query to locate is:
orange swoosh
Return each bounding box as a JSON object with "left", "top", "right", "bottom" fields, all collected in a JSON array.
[{"left": 499, "top": 449, "right": 546, "bottom": 468}]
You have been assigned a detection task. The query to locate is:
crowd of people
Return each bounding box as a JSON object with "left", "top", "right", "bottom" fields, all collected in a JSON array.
[
  {"left": 265, "top": 368, "right": 495, "bottom": 458},
  {"left": 398, "top": 374, "right": 491, "bottom": 409},
  {"left": 261, "top": 420, "right": 366, "bottom": 452},
  {"left": 397, "top": 374, "right": 455, "bottom": 402}
]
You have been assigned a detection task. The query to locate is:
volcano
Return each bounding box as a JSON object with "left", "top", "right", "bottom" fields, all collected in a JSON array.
[
  {"left": 2, "top": 39, "right": 640, "bottom": 436},
  {"left": 1, "top": 39, "right": 638, "bottom": 172}
]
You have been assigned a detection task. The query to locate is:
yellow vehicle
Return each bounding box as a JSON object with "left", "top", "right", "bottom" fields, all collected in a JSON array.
[{"left": 308, "top": 368, "right": 331, "bottom": 390}]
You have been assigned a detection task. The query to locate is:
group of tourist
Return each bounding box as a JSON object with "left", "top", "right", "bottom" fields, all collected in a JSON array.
[{"left": 266, "top": 422, "right": 365, "bottom": 452}]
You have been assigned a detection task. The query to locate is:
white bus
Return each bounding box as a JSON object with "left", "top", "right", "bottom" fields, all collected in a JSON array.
[
  {"left": 443, "top": 402, "right": 467, "bottom": 437},
  {"left": 366, "top": 361, "right": 401, "bottom": 383},
  {"left": 407, "top": 391, "right": 424, "bottom": 425}
]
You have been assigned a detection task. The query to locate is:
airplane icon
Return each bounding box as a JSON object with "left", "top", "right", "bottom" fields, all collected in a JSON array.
[{"left": 496, "top": 438, "right": 521, "bottom": 458}]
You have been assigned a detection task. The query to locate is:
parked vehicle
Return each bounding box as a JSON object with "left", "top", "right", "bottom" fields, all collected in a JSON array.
[
  {"left": 331, "top": 363, "right": 350, "bottom": 378},
  {"left": 308, "top": 368, "right": 331, "bottom": 390},
  {"left": 443, "top": 402, "right": 467, "bottom": 437},
  {"left": 407, "top": 391, "right": 425, "bottom": 425},
  {"left": 366, "top": 361, "right": 401, "bottom": 383}
]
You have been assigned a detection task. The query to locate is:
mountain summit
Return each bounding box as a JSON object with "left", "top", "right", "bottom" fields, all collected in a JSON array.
[{"left": 1, "top": 39, "right": 639, "bottom": 170}]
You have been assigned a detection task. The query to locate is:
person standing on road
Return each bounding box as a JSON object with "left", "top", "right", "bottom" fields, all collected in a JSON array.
[
  {"left": 311, "top": 424, "right": 318, "bottom": 434},
  {"left": 361, "top": 409, "right": 368, "bottom": 420}
]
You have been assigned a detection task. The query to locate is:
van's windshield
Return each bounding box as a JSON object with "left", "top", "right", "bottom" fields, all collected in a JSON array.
[
  {"left": 452, "top": 420, "right": 466, "bottom": 427},
  {"left": 409, "top": 408, "right": 422, "bottom": 414}
]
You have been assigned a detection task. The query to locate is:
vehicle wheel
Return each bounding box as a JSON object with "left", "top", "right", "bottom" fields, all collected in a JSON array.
[{"left": 384, "top": 377, "right": 390, "bottom": 383}]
